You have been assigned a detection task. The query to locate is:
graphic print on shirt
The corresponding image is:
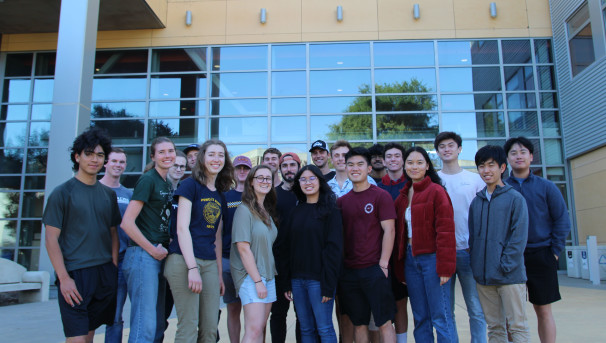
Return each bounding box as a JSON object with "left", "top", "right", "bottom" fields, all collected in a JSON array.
[
  {"left": 201, "top": 197, "right": 222, "bottom": 230},
  {"left": 364, "top": 203, "right": 374, "bottom": 214},
  {"left": 159, "top": 189, "right": 172, "bottom": 232}
]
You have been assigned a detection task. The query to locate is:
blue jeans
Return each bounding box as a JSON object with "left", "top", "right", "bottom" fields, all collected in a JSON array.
[
  {"left": 291, "top": 279, "right": 337, "bottom": 343},
  {"left": 450, "top": 250, "right": 487, "bottom": 343},
  {"left": 405, "top": 247, "right": 457, "bottom": 343},
  {"left": 122, "top": 246, "right": 166, "bottom": 343},
  {"left": 105, "top": 259, "right": 128, "bottom": 343}
]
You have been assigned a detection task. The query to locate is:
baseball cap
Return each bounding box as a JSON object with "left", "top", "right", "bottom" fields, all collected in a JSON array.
[
  {"left": 183, "top": 144, "right": 200, "bottom": 154},
  {"left": 309, "top": 140, "right": 328, "bottom": 152},
  {"left": 279, "top": 152, "right": 301, "bottom": 166},
  {"left": 233, "top": 155, "right": 252, "bottom": 169}
]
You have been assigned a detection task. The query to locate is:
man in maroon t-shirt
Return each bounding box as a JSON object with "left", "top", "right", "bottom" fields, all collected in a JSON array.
[{"left": 337, "top": 147, "right": 397, "bottom": 343}]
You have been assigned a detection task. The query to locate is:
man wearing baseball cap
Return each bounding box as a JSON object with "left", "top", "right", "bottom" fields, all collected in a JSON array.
[
  {"left": 309, "top": 140, "right": 335, "bottom": 180},
  {"left": 183, "top": 144, "right": 200, "bottom": 171}
]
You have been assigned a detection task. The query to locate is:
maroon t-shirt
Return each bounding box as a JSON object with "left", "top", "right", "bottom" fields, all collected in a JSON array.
[{"left": 337, "top": 185, "right": 396, "bottom": 269}]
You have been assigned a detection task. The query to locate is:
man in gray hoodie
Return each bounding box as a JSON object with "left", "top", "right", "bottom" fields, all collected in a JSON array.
[{"left": 468, "top": 145, "right": 530, "bottom": 343}]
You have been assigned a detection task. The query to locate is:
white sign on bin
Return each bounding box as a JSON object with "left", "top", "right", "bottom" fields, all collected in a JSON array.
[{"left": 582, "top": 251, "right": 588, "bottom": 269}]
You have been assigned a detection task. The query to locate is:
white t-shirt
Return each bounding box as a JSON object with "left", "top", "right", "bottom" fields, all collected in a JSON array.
[{"left": 438, "top": 169, "right": 485, "bottom": 250}]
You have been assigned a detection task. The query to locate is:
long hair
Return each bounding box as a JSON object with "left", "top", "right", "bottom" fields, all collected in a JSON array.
[
  {"left": 403, "top": 146, "right": 443, "bottom": 186},
  {"left": 191, "top": 139, "right": 234, "bottom": 193},
  {"left": 150, "top": 136, "right": 175, "bottom": 158},
  {"left": 241, "top": 165, "right": 278, "bottom": 228},
  {"left": 292, "top": 165, "right": 337, "bottom": 218}
]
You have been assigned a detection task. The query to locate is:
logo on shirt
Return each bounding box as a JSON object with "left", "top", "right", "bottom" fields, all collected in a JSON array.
[
  {"left": 364, "top": 203, "right": 374, "bottom": 214},
  {"left": 203, "top": 201, "right": 221, "bottom": 229}
]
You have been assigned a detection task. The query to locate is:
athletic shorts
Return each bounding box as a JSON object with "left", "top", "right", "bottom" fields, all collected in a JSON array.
[
  {"left": 222, "top": 258, "right": 239, "bottom": 304},
  {"left": 391, "top": 265, "right": 408, "bottom": 300},
  {"left": 238, "top": 275, "right": 277, "bottom": 306},
  {"left": 524, "top": 246, "right": 561, "bottom": 305},
  {"left": 338, "top": 265, "right": 396, "bottom": 327},
  {"left": 56, "top": 262, "right": 117, "bottom": 337}
]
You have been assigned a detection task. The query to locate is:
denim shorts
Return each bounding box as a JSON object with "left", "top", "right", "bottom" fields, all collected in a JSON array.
[
  {"left": 238, "top": 275, "right": 277, "bottom": 306},
  {"left": 222, "top": 257, "right": 239, "bottom": 304}
]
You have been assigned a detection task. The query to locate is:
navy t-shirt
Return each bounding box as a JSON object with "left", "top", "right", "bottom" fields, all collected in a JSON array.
[
  {"left": 168, "top": 177, "right": 223, "bottom": 260},
  {"left": 223, "top": 189, "right": 243, "bottom": 258}
]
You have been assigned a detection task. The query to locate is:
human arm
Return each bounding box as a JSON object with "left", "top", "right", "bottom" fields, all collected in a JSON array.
[
  {"left": 45, "top": 225, "right": 82, "bottom": 306},
  {"left": 215, "top": 219, "right": 225, "bottom": 296},
  {"left": 546, "top": 182, "right": 571, "bottom": 258},
  {"left": 176, "top": 196, "right": 202, "bottom": 293},
  {"left": 499, "top": 196, "right": 529, "bottom": 274},
  {"left": 237, "top": 242, "right": 267, "bottom": 298},
  {"left": 121, "top": 200, "right": 168, "bottom": 260},
  {"left": 434, "top": 187, "right": 456, "bottom": 283},
  {"left": 110, "top": 226, "right": 119, "bottom": 266},
  {"left": 379, "top": 219, "right": 395, "bottom": 278}
]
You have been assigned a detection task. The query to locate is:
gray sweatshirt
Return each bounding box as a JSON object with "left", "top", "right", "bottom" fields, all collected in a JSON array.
[{"left": 468, "top": 184, "right": 528, "bottom": 286}]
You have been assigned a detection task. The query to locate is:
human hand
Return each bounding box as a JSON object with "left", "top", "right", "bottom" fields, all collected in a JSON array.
[
  {"left": 219, "top": 279, "right": 225, "bottom": 296},
  {"left": 188, "top": 268, "right": 202, "bottom": 293},
  {"left": 255, "top": 281, "right": 267, "bottom": 299},
  {"left": 59, "top": 276, "right": 82, "bottom": 307},
  {"left": 151, "top": 244, "right": 168, "bottom": 260},
  {"left": 321, "top": 296, "right": 332, "bottom": 303},
  {"left": 440, "top": 276, "right": 451, "bottom": 286},
  {"left": 285, "top": 291, "right": 293, "bottom": 301}
]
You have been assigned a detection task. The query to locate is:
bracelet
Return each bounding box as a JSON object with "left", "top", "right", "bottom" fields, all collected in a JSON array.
[
  {"left": 255, "top": 280, "right": 263, "bottom": 284},
  {"left": 188, "top": 266, "right": 197, "bottom": 270}
]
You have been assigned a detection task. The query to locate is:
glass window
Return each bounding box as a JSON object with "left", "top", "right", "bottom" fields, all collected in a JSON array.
[
  {"left": 272, "top": 71, "right": 306, "bottom": 96},
  {"left": 2, "top": 79, "right": 31, "bottom": 103},
  {"left": 534, "top": 39, "right": 553, "bottom": 64},
  {"left": 377, "top": 113, "right": 439, "bottom": 139},
  {"left": 439, "top": 67, "right": 501, "bottom": 92},
  {"left": 150, "top": 74, "right": 207, "bottom": 99},
  {"left": 117, "top": 147, "right": 144, "bottom": 173},
  {"left": 375, "top": 69, "right": 436, "bottom": 93},
  {"left": 540, "top": 92, "right": 558, "bottom": 109},
  {"left": 91, "top": 102, "right": 146, "bottom": 119},
  {"left": 0, "top": 176, "right": 21, "bottom": 190},
  {"left": 212, "top": 46, "right": 267, "bottom": 71},
  {"left": 271, "top": 98, "right": 306, "bottom": 114},
  {"left": 26, "top": 148, "right": 47, "bottom": 173},
  {"left": 376, "top": 95, "right": 437, "bottom": 112},
  {"left": 310, "top": 70, "right": 371, "bottom": 95},
  {"left": 537, "top": 66, "right": 556, "bottom": 90},
  {"left": 22, "top": 192, "right": 44, "bottom": 218},
  {"left": 441, "top": 94, "right": 503, "bottom": 111},
  {"left": 224, "top": 144, "right": 265, "bottom": 162},
  {"left": 210, "top": 117, "right": 268, "bottom": 143},
  {"left": 33, "top": 79, "right": 54, "bottom": 102},
  {"left": 546, "top": 167, "right": 566, "bottom": 182},
  {"left": 0, "top": 221, "right": 18, "bottom": 247},
  {"left": 508, "top": 111, "right": 539, "bottom": 136},
  {"left": 438, "top": 41, "right": 499, "bottom": 65},
  {"left": 502, "top": 40, "right": 532, "bottom": 64},
  {"left": 0, "top": 122, "right": 27, "bottom": 148},
  {"left": 541, "top": 111, "right": 561, "bottom": 137},
  {"left": 92, "top": 120, "right": 144, "bottom": 144},
  {"left": 149, "top": 100, "right": 197, "bottom": 118},
  {"left": 506, "top": 93, "right": 537, "bottom": 109},
  {"left": 92, "top": 77, "right": 147, "bottom": 101},
  {"left": 95, "top": 50, "right": 148, "bottom": 74},
  {"left": 310, "top": 114, "right": 372, "bottom": 141},
  {"left": 211, "top": 73, "right": 267, "bottom": 98},
  {"left": 35, "top": 52, "right": 56, "bottom": 76},
  {"left": 31, "top": 104, "right": 52, "bottom": 120},
  {"left": 310, "top": 43, "right": 370, "bottom": 68},
  {"left": 1, "top": 105, "right": 28, "bottom": 121},
  {"left": 458, "top": 140, "right": 506, "bottom": 164},
  {"left": 17, "top": 248, "right": 40, "bottom": 270},
  {"left": 29, "top": 122, "right": 50, "bottom": 147},
  {"left": 5, "top": 54, "right": 33, "bottom": 77},
  {"left": 271, "top": 116, "right": 306, "bottom": 142},
  {"left": 148, "top": 118, "right": 203, "bottom": 144},
  {"left": 20, "top": 221, "right": 42, "bottom": 247},
  {"left": 1, "top": 249, "right": 15, "bottom": 260},
  {"left": 0, "top": 149, "right": 24, "bottom": 174},
  {"left": 210, "top": 99, "right": 267, "bottom": 116},
  {"left": 567, "top": 2, "right": 595, "bottom": 76},
  {"left": 151, "top": 48, "right": 206, "bottom": 72},
  {"left": 271, "top": 45, "right": 306, "bottom": 69},
  {"left": 374, "top": 41, "right": 435, "bottom": 67},
  {"left": 442, "top": 112, "right": 505, "bottom": 138},
  {"left": 0, "top": 192, "right": 20, "bottom": 218},
  {"left": 24, "top": 176, "right": 45, "bottom": 190},
  {"left": 310, "top": 96, "right": 370, "bottom": 114},
  {"left": 504, "top": 66, "right": 534, "bottom": 91},
  {"left": 544, "top": 139, "right": 564, "bottom": 164}
]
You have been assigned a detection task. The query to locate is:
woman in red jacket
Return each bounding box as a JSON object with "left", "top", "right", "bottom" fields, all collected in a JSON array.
[{"left": 394, "top": 146, "right": 457, "bottom": 343}]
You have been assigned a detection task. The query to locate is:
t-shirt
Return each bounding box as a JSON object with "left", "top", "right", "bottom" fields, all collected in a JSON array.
[
  {"left": 223, "top": 189, "right": 243, "bottom": 258},
  {"left": 42, "top": 178, "right": 121, "bottom": 272},
  {"left": 328, "top": 175, "right": 377, "bottom": 198},
  {"left": 110, "top": 185, "right": 133, "bottom": 260},
  {"left": 130, "top": 168, "right": 173, "bottom": 247},
  {"left": 438, "top": 170, "right": 485, "bottom": 250},
  {"left": 169, "top": 178, "right": 224, "bottom": 260},
  {"left": 229, "top": 204, "right": 278, "bottom": 292},
  {"left": 337, "top": 185, "right": 396, "bottom": 269}
]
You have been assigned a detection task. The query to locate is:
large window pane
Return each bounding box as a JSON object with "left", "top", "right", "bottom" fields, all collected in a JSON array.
[
  {"left": 541, "top": 111, "right": 561, "bottom": 137},
  {"left": 460, "top": 139, "right": 506, "bottom": 163},
  {"left": 5, "top": 54, "right": 33, "bottom": 77},
  {"left": 1, "top": 105, "right": 28, "bottom": 121},
  {"left": 0, "top": 221, "right": 18, "bottom": 247},
  {"left": 0, "top": 193, "right": 20, "bottom": 219},
  {"left": 95, "top": 50, "right": 148, "bottom": 74},
  {"left": 1, "top": 249, "right": 15, "bottom": 261},
  {"left": 272, "top": 71, "right": 306, "bottom": 96},
  {"left": 35, "top": 52, "right": 57, "bottom": 76},
  {"left": 117, "top": 147, "right": 144, "bottom": 173},
  {"left": 151, "top": 48, "right": 206, "bottom": 72},
  {"left": 441, "top": 94, "right": 503, "bottom": 111},
  {"left": 271, "top": 45, "right": 306, "bottom": 69},
  {"left": 2, "top": 79, "right": 31, "bottom": 103},
  {"left": 92, "top": 102, "right": 146, "bottom": 119},
  {"left": 507, "top": 93, "right": 537, "bottom": 109},
  {"left": 26, "top": 148, "right": 47, "bottom": 173},
  {"left": 92, "top": 120, "right": 144, "bottom": 144},
  {"left": 537, "top": 66, "right": 556, "bottom": 90},
  {"left": 271, "top": 98, "right": 306, "bottom": 114},
  {"left": 377, "top": 113, "right": 439, "bottom": 139},
  {"left": 310, "top": 70, "right": 371, "bottom": 95},
  {"left": 567, "top": 3, "right": 594, "bottom": 76},
  {"left": 0, "top": 122, "right": 27, "bottom": 147},
  {"left": 546, "top": 167, "right": 565, "bottom": 182},
  {"left": 504, "top": 66, "right": 534, "bottom": 91},
  {"left": 439, "top": 67, "right": 501, "bottom": 92},
  {"left": 92, "top": 77, "right": 147, "bottom": 100},
  {"left": 0, "top": 149, "right": 24, "bottom": 174},
  {"left": 19, "top": 221, "right": 42, "bottom": 247},
  {"left": 0, "top": 177, "right": 21, "bottom": 191},
  {"left": 31, "top": 104, "right": 52, "bottom": 120},
  {"left": 310, "top": 43, "right": 370, "bottom": 68},
  {"left": 149, "top": 101, "right": 198, "bottom": 118},
  {"left": 271, "top": 116, "right": 306, "bottom": 142},
  {"left": 508, "top": 111, "right": 539, "bottom": 136},
  {"left": 24, "top": 176, "right": 45, "bottom": 190},
  {"left": 212, "top": 46, "right": 267, "bottom": 71},
  {"left": 534, "top": 39, "right": 553, "bottom": 64},
  {"left": 22, "top": 192, "right": 44, "bottom": 218},
  {"left": 540, "top": 92, "right": 558, "bottom": 109},
  {"left": 211, "top": 73, "right": 267, "bottom": 97},
  {"left": 17, "top": 249, "right": 40, "bottom": 270},
  {"left": 502, "top": 40, "right": 532, "bottom": 64},
  {"left": 150, "top": 74, "right": 207, "bottom": 99},
  {"left": 210, "top": 117, "right": 267, "bottom": 143},
  {"left": 29, "top": 122, "right": 50, "bottom": 147},
  {"left": 442, "top": 112, "right": 505, "bottom": 138},
  {"left": 544, "top": 139, "right": 564, "bottom": 164},
  {"left": 148, "top": 118, "right": 204, "bottom": 144},
  {"left": 374, "top": 41, "right": 435, "bottom": 67},
  {"left": 32, "top": 79, "right": 54, "bottom": 102},
  {"left": 375, "top": 69, "right": 436, "bottom": 92},
  {"left": 311, "top": 114, "right": 372, "bottom": 141},
  {"left": 210, "top": 99, "right": 267, "bottom": 116},
  {"left": 376, "top": 95, "right": 437, "bottom": 112},
  {"left": 438, "top": 41, "right": 499, "bottom": 65},
  {"left": 310, "top": 97, "right": 370, "bottom": 113}
]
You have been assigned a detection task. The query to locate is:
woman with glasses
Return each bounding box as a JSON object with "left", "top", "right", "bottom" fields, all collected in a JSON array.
[
  {"left": 279, "top": 165, "right": 343, "bottom": 343},
  {"left": 230, "top": 165, "right": 279, "bottom": 343},
  {"left": 164, "top": 139, "right": 234, "bottom": 342}
]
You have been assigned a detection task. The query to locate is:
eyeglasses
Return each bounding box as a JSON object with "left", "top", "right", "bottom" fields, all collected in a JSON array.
[
  {"left": 299, "top": 176, "right": 318, "bottom": 184},
  {"left": 254, "top": 176, "right": 272, "bottom": 183},
  {"left": 171, "top": 164, "right": 186, "bottom": 170}
]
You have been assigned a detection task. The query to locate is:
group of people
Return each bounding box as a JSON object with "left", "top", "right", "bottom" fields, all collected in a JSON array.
[{"left": 43, "top": 127, "right": 570, "bottom": 343}]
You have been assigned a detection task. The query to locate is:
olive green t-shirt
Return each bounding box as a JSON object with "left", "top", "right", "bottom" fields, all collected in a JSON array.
[
  {"left": 130, "top": 168, "right": 172, "bottom": 246},
  {"left": 229, "top": 204, "right": 278, "bottom": 292}
]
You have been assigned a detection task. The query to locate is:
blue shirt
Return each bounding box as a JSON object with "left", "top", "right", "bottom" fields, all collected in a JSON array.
[
  {"left": 328, "top": 175, "right": 377, "bottom": 198},
  {"left": 223, "top": 189, "right": 243, "bottom": 258},
  {"left": 110, "top": 185, "right": 133, "bottom": 260}
]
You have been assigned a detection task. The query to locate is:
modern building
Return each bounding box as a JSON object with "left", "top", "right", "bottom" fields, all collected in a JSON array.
[{"left": 0, "top": 0, "right": 601, "bottom": 276}]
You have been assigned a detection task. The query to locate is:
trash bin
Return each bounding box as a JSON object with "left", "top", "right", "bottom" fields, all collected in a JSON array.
[
  {"left": 566, "top": 246, "right": 582, "bottom": 278},
  {"left": 598, "top": 246, "right": 606, "bottom": 281},
  {"left": 581, "top": 248, "right": 590, "bottom": 280}
]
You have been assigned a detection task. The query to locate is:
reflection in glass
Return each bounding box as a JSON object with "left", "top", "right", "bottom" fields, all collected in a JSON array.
[
  {"left": 31, "top": 104, "right": 52, "bottom": 120},
  {"left": 507, "top": 93, "right": 536, "bottom": 109},
  {"left": 438, "top": 41, "right": 499, "bottom": 65},
  {"left": 26, "top": 148, "right": 47, "bottom": 173},
  {"left": 546, "top": 167, "right": 565, "bottom": 182},
  {"left": 151, "top": 48, "right": 206, "bottom": 72},
  {"left": 224, "top": 145, "right": 265, "bottom": 164},
  {"left": 35, "top": 52, "right": 57, "bottom": 76},
  {"left": 212, "top": 46, "right": 267, "bottom": 71},
  {"left": 534, "top": 39, "right": 553, "bottom": 64},
  {"left": 442, "top": 112, "right": 505, "bottom": 138},
  {"left": 375, "top": 69, "right": 436, "bottom": 92},
  {"left": 1, "top": 105, "right": 28, "bottom": 121},
  {"left": 374, "top": 41, "right": 435, "bottom": 67},
  {"left": 272, "top": 71, "right": 306, "bottom": 96},
  {"left": 33, "top": 79, "right": 54, "bottom": 102},
  {"left": 110, "top": 147, "right": 144, "bottom": 173},
  {"left": 0, "top": 193, "right": 20, "bottom": 219},
  {"left": 540, "top": 92, "right": 558, "bottom": 109},
  {"left": 439, "top": 67, "right": 501, "bottom": 92},
  {"left": 310, "top": 43, "right": 370, "bottom": 68},
  {"left": 0, "top": 177, "right": 21, "bottom": 190},
  {"left": 0, "top": 149, "right": 24, "bottom": 174},
  {"left": 0, "top": 122, "right": 27, "bottom": 148},
  {"left": 28, "top": 122, "right": 50, "bottom": 147},
  {"left": 91, "top": 102, "right": 145, "bottom": 119},
  {"left": 22, "top": 192, "right": 44, "bottom": 218},
  {"left": 272, "top": 45, "right": 306, "bottom": 69},
  {"left": 504, "top": 66, "right": 534, "bottom": 91},
  {"left": 95, "top": 50, "right": 148, "bottom": 74},
  {"left": 529, "top": 138, "right": 542, "bottom": 165},
  {"left": 1, "top": 249, "right": 15, "bottom": 261},
  {"left": 92, "top": 120, "right": 144, "bottom": 144},
  {"left": 148, "top": 118, "right": 203, "bottom": 144},
  {"left": 310, "top": 97, "right": 371, "bottom": 114},
  {"left": 92, "top": 77, "right": 147, "bottom": 100},
  {"left": 556, "top": 184, "right": 568, "bottom": 208},
  {"left": 5, "top": 54, "right": 33, "bottom": 77},
  {"left": 210, "top": 99, "right": 267, "bottom": 116},
  {"left": 2, "top": 79, "right": 31, "bottom": 103},
  {"left": 377, "top": 113, "right": 438, "bottom": 139},
  {"left": 211, "top": 73, "right": 267, "bottom": 98},
  {"left": 544, "top": 139, "right": 563, "bottom": 164},
  {"left": 210, "top": 117, "right": 267, "bottom": 143},
  {"left": 541, "top": 111, "right": 561, "bottom": 137},
  {"left": 149, "top": 101, "right": 197, "bottom": 118},
  {"left": 121, "top": 175, "right": 142, "bottom": 189},
  {"left": 18, "top": 249, "right": 40, "bottom": 270},
  {"left": 24, "top": 176, "right": 45, "bottom": 190},
  {"left": 537, "top": 66, "right": 556, "bottom": 90},
  {"left": 272, "top": 98, "right": 306, "bottom": 114},
  {"left": 150, "top": 74, "right": 207, "bottom": 99},
  {"left": 502, "top": 40, "right": 532, "bottom": 64},
  {"left": 458, "top": 140, "right": 506, "bottom": 163},
  {"left": 271, "top": 116, "right": 306, "bottom": 142},
  {"left": 273, "top": 145, "right": 308, "bottom": 164},
  {"left": 310, "top": 114, "right": 372, "bottom": 141},
  {"left": 0, "top": 221, "right": 18, "bottom": 247},
  {"left": 508, "top": 111, "right": 539, "bottom": 136},
  {"left": 441, "top": 94, "right": 503, "bottom": 110},
  {"left": 310, "top": 70, "right": 371, "bottom": 95},
  {"left": 375, "top": 95, "right": 437, "bottom": 112},
  {"left": 19, "top": 221, "right": 42, "bottom": 247}
]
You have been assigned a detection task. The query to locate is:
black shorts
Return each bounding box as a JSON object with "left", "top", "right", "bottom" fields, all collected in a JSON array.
[
  {"left": 338, "top": 265, "right": 396, "bottom": 327},
  {"left": 56, "top": 262, "right": 117, "bottom": 337},
  {"left": 524, "top": 246, "right": 561, "bottom": 305},
  {"left": 390, "top": 265, "right": 408, "bottom": 300}
]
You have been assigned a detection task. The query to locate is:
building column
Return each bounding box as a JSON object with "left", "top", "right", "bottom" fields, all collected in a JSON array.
[{"left": 39, "top": 0, "right": 100, "bottom": 276}]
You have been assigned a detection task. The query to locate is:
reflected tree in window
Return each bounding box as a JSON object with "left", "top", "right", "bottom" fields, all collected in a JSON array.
[{"left": 92, "top": 105, "right": 176, "bottom": 140}]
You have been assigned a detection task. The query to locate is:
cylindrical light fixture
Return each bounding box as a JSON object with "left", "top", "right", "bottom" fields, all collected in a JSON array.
[
  {"left": 490, "top": 2, "right": 497, "bottom": 18},
  {"left": 337, "top": 6, "right": 343, "bottom": 22},
  {"left": 260, "top": 8, "right": 267, "bottom": 24},
  {"left": 413, "top": 4, "right": 420, "bottom": 20},
  {"left": 186, "top": 10, "right": 192, "bottom": 26}
]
